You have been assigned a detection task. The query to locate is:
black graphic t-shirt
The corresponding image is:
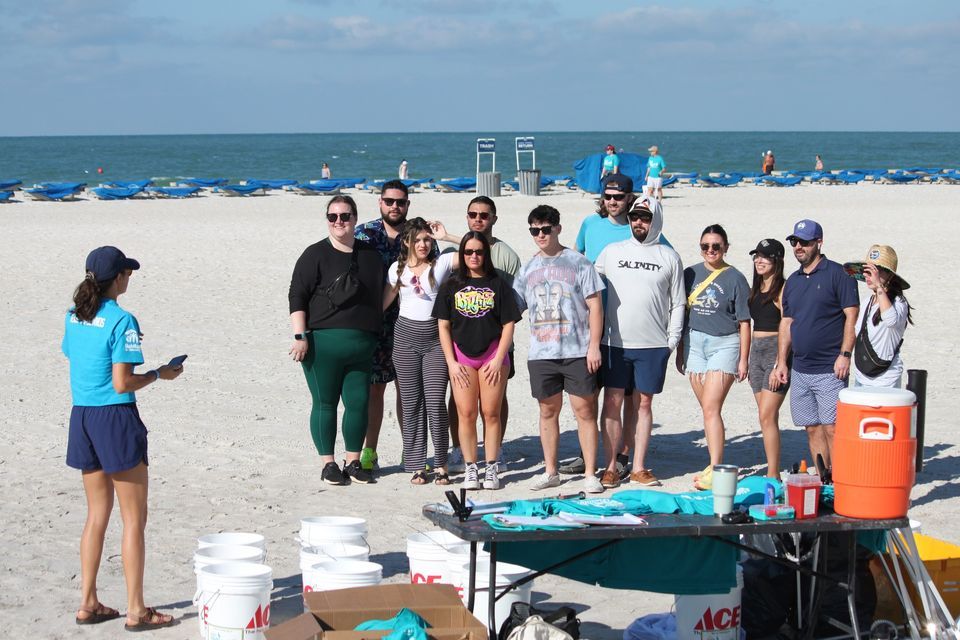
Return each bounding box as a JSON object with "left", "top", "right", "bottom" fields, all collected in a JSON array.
[{"left": 433, "top": 275, "right": 522, "bottom": 357}]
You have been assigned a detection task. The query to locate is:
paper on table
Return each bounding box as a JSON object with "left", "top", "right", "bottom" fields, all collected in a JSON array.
[
  {"left": 557, "top": 512, "right": 647, "bottom": 526},
  {"left": 490, "top": 515, "right": 587, "bottom": 529}
]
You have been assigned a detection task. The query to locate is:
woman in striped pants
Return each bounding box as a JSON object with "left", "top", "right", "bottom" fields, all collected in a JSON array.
[{"left": 383, "top": 218, "right": 455, "bottom": 485}]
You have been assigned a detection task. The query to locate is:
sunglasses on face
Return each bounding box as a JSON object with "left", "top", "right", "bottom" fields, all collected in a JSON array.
[
  {"left": 467, "top": 210, "right": 491, "bottom": 220},
  {"left": 700, "top": 243, "right": 724, "bottom": 252},
  {"left": 463, "top": 249, "right": 485, "bottom": 256},
  {"left": 529, "top": 225, "right": 553, "bottom": 236},
  {"left": 326, "top": 212, "right": 353, "bottom": 223},
  {"left": 603, "top": 193, "right": 627, "bottom": 202},
  {"left": 626, "top": 211, "right": 653, "bottom": 223},
  {"left": 789, "top": 238, "right": 817, "bottom": 248},
  {"left": 382, "top": 197, "right": 409, "bottom": 207}
]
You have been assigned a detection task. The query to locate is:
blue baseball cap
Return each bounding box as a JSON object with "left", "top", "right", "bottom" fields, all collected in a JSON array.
[
  {"left": 786, "top": 219, "right": 823, "bottom": 242},
  {"left": 85, "top": 246, "right": 140, "bottom": 282}
]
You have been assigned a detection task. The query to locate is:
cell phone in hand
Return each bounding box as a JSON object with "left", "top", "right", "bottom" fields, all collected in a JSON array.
[{"left": 167, "top": 354, "right": 188, "bottom": 368}]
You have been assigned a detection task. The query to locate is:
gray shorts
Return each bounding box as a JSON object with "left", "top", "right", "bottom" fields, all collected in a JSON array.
[
  {"left": 528, "top": 358, "right": 598, "bottom": 400},
  {"left": 790, "top": 370, "right": 847, "bottom": 426},
  {"left": 748, "top": 335, "right": 789, "bottom": 394}
]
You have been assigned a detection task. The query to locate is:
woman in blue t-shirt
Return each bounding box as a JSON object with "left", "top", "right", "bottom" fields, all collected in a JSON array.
[{"left": 62, "top": 246, "right": 182, "bottom": 630}]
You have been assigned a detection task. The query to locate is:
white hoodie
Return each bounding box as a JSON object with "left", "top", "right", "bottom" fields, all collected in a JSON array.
[{"left": 595, "top": 204, "right": 684, "bottom": 349}]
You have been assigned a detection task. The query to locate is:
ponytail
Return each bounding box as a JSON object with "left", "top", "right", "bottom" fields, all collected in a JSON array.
[{"left": 72, "top": 272, "right": 105, "bottom": 323}]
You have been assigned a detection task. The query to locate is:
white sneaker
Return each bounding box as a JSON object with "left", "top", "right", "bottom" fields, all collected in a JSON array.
[
  {"left": 448, "top": 448, "right": 465, "bottom": 474},
  {"left": 582, "top": 475, "right": 605, "bottom": 494},
  {"left": 530, "top": 472, "right": 561, "bottom": 491},
  {"left": 483, "top": 463, "right": 501, "bottom": 490},
  {"left": 463, "top": 463, "right": 480, "bottom": 490}
]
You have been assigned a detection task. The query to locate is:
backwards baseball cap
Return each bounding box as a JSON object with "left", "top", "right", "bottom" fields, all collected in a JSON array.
[
  {"left": 749, "top": 238, "right": 785, "bottom": 260},
  {"left": 601, "top": 173, "right": 634, "bottom": 194},
  {"left": 786, "top": 219, "right": 823, "bottom": 242},
  {"left": 85, "top": 246, "right": 140, "bottom": 282}
]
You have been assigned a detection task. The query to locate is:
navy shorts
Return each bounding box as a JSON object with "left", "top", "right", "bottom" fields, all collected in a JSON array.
[
  {"left": 601, "top": 345, "right": 671, "bottom": 395},
  {"left": 67, "top": 403, "right": 149, "bottom": 474}
]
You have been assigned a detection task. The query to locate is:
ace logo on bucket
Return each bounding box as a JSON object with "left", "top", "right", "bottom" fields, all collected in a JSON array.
[
  {"left": 693, "top": 605, "right": 741, "bottom": 637},
  {"left": 245, "top": 603, "right": 270, "bottom": 631}
]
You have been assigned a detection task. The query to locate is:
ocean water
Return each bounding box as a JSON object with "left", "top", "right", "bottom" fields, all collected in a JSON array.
[{"left": 1, "top": 131, "right": 958, "bottom": 185}]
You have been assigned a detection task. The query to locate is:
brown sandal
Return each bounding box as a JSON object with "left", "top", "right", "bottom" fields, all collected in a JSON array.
[
  {"left": 76, "top": 603, "right": 120, "bottom": 625},
  {"left": 125, "top": 607, "right": 176, "bottom": 632},
  {"left": 410, "top": 470, "right": 429, "bottom": 485},
  {"left": 434, "top": 472, "right": 451, "bottom": 485}
]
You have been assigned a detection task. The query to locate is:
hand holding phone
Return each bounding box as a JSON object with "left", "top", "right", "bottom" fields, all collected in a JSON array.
[{"left": 167, "top": 354, "right": 188, "bottom": 369}]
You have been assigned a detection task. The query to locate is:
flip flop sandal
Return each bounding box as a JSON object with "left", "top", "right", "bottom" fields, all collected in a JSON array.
[
  {"left": 125, "top": 607, "right": 177, "bottom": 632},
  {"left": 76, "top": 603, "right": 120, "bottom": 625},
  {"left": 694, "top": 466, "right": 713, "bottom": 491},
  {"left": 434, "top": 472, "right": 451, "bottom": 486},
  {"left": 410, "top": 470, "right": 429, "bottom": 485}
]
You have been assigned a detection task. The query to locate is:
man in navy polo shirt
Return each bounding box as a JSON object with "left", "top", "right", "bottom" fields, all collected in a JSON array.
[{"left": 771, "top": 219, "right": 858, "bottom": 467}]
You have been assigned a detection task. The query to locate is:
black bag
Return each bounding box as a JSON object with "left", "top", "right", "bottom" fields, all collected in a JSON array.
[
  {"left": 312, "top": 244, "right": 361, "bottom": 320},
  {"left": 498, "top": 602, "right": 580, "bottom": 640},
  {"left": 854, "top": 300, "right": 901, "bottom": 378}
]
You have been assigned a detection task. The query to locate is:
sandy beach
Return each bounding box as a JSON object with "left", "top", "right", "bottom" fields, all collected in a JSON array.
[{"left": 2, "top": 182, "right": 956, "bottom": 639}]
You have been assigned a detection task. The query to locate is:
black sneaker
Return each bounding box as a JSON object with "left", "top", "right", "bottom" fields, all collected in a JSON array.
[
  {"left": 343, "top": 460, "right": 374, "bottom": 484},
  {"left": 321, "top": 462, "right": 345, "bottom": 486},
  {"left": 616, "top": 453, "right": 631, "bottom": 481},
  {"left": 559, "top": 456, "right": 586, "bottom": 475}
]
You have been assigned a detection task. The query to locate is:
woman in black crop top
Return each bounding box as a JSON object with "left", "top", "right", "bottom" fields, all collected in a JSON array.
[{"left": 746, "top": 239, "right": 788, "bottom": 478}]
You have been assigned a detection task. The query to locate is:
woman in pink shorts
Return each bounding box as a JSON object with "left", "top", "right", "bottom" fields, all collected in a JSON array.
[{"left": 433, "top": 232, "right": 521, "bottom": 490}]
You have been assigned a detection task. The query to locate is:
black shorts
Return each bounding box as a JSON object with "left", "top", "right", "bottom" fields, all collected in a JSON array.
[{"left": 527, "top": 358, "right": 598, "bottom": 400}]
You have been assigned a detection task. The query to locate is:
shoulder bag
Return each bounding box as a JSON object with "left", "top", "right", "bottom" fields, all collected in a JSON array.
[
  {"left": 312, "top": 243, "right": 361, "bottom": 320},
  {"left": 854, "top": 299, "right": 902, "bottom": 378}
]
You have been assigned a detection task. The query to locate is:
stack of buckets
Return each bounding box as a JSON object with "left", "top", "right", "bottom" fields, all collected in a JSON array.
[
  {"left": 833, "top": 387, "right": 917, "bottom": 519},
  {"left": 298, "top": 516, "right": 382, "bottom": 605},
  {"left": 674, "top": 566, "right": 744, "bottom": 640},
  {"left": 193, "top": 532, "right": 272, "bottom": 640},
  {"left": 406, "top": 530, "right": 534, "bottom": 630}
]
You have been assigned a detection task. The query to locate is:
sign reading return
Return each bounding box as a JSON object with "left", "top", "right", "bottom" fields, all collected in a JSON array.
[
  {"left": 477, "top": 139, "right": 496, "bottom": 153},
  {"left": 516, "top": 137, "right": 535, "bottom": 151}
]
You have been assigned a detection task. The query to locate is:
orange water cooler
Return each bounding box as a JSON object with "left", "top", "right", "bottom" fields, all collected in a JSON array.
[{"left": 833, "top": 387, "right": 917, "bottom": 519}]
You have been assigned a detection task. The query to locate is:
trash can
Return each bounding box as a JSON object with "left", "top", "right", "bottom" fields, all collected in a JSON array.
[
  {"left": 518, "top": 169, "right": 541, "bottom": 196},
  {"left": 477, "top": 171, "right": 501, "bottom": 198}
]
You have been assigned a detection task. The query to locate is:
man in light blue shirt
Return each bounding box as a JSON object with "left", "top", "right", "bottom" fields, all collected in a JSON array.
[{"left": 644, "top": 145, "right": 667, "bottom": 201}]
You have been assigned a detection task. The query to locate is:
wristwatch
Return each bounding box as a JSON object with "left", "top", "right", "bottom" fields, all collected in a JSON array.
[
  {"left": 840, "top": 351, "right": 852, "bottom": 358},
  {"left": 294, "top": 333, "right": 309, "bottom": 341}
]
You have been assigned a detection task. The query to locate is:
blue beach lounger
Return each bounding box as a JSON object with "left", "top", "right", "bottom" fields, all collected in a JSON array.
[
  {"left": 436, "top": 177, "right": 477, "bottom": 192},
  {"left": 38, "top": 181, "right": 87, "bottom": 191},
  {"left": 105, "top": 179, "right": 153, "bottom": 189},
  {"left": 25, "top": 186, "right": 84, "bottom": 201},
  {"left": 91, "top": 186, "right": 145, "bottom": 200},
  {"left": 879, "top": 173, "right": 921, "bottom": 184},
  {"left": 756, "top": 175, "right": 803, "bottom": 187},
  {"left": 293, "top": 182, "right": 342, "bottom": 196},
  {"left": 661, "top": 176, "right": 679, "bottom": 188},
  {"left": 146, "top": 186, "right": 202, "bottom": 198},
  {"left": 218, "top": 183, "right": 268, "bottom": 196},
  {"left": 246, "top": 179, "right": 298, "bottom": 189},
  {"left": 0, "top": 191, "right": 15, "bottom": 202},
  {"left": 177, "top": 178, "right": 228, "bottom": 187},
  {"left": 0, "top": 179, "right": 22, "bottom": 191},
  {"left": 695, "top": 174, "right": 742, "bottom": 187}
]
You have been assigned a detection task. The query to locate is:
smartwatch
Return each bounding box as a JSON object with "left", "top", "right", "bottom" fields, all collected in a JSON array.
[
  {"left": 294, "top": 333, "right": 309, "bottom": 341},
  {"left": 840, "top": 351, "right": 852, "bottom": 358}
]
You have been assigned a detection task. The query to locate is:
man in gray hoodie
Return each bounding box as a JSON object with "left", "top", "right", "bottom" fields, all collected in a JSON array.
[{"left": 595, "top": 196, "right": 685, "bottom": 487}]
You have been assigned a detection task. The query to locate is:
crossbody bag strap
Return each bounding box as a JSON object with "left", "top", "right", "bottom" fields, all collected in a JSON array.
[{"left": 686, "top": 266, "right": 728, "bottom": 309}]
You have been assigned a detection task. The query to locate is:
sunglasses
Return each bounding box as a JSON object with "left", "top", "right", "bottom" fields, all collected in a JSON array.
[
  {"left": 463, "top": 249, "right": 485, "bottom": 256},
  {"left": 326, "top": 212, "right": 353, "bottom": 223},
  {"left": 382, "top": 197, "right": 409, "bottom": 207},
  {"left": 467, "top": 210, "right": 492, "bottom": 220},
  {"left": 410, "top": 274, "right": 428, "bottom": 297},
  {"left": 700, "top": 243, "right": 725, "bottom": 252},
  {"left": 528, "top": 225, "right": 553, "bottom": 236},
  {"left": 626, "top": 211, "right": 653, "bottom": 222},
  {"left": 789, "top": 238, "right": 817, "bottom": 248},
  {"left": 603, "top": 193, "right": 628, "bottom": 201}
]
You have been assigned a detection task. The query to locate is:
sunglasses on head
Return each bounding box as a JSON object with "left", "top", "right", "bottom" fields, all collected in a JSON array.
[
  {"left": 603, "top": 193, "right": 628, "bottom": 201},
  {"left": 463, "top": 248, "right": 485, "bottom": 256},
  {"left": 789, "top": 238, "right": 817, "bottom": 247},
  {"left": 626, "top": 211, "right": 653, "bottom": 222},
  {"left": 528, "top": 225, "right": 553, "bottom": 236},
  {"left": 700, "top": 242, "right": 724, "bottom": 252},
  {"left": 382, "top": 197, "right": 409, "bottom": 207},
  {"left": 467, "top": 210, "right": 491, "bottom": 220},
  {"left": 326, "top": 212, "right": 352, "bottom": 223}
]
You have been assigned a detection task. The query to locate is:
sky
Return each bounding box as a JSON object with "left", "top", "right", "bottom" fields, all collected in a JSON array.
[{"left": 1, "top": 0, "right": 958, "bottom": 135}]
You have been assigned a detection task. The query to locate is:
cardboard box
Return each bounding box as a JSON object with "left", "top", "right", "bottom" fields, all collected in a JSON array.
[{"left": 266, "top": 584, "right": 487, "bottom": 640}]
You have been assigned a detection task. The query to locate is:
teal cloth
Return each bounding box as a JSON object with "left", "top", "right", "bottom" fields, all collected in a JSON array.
[
  {"left": 355, "top": 608, "right": 430, "bottom": 632},
  {"left": 613, "top": 475, "right": 784, "bottom": 515}
]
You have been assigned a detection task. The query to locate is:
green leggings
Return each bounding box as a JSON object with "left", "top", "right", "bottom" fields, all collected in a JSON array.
[{"left": 301, "top": 329, "right": 377, "bottom": 456}]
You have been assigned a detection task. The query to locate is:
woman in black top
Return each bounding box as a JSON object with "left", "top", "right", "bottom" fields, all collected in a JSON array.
[
  {"left": 288, "top": 196, "right": 384, "bottom": 486},
  {"left": 746, "top": 239, "right": 787, "bottom": 478},
  {"left": 433, "top": 232, "right": 521, "bottom": 491}
]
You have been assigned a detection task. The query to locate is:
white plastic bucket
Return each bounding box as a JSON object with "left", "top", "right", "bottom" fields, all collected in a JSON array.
[
  {"left": 194, "top": 562, "right": 272, "bottom": 640},
  {"left": 299, "top": 516, "right": 367, "bottom": 547},
  {"left": 302, "top": 559, "right": 382, "bottom": 607},
  {"left": 197, "top": 532, "right": 266, "bottom": 551},
  {"left": 194, "top": 545, "right": 265, "bottom": 575},
  {"left": 674, "top": 565, "right": 744, "bottom": 640},
  {"left": 454, "top": 558, "right": 533, "bottom": 631},
  {"left": 445, "top": 546, "right": 490, "bottom": 599},
  {"left": 406, "top": 530, "right": 470, "bottom": 586},
  {"left": 299, "top": 543, "right": 369, "bottom": 571}
]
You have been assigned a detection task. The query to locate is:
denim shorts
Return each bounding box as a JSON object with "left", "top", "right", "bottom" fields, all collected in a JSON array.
[
  {"left": 684, "top": 330, "right": 740, "bottom": 375},
  {"left": 67, "top": 403, "right": 149, "bottom": 474},
  {"left": 600, "top": 345, "right": 671, "bottom": 394}
]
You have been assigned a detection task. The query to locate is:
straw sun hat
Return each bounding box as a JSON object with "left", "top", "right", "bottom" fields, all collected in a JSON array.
[{"left": 843, "top": 244, "right": 910, "bottom": 290}]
